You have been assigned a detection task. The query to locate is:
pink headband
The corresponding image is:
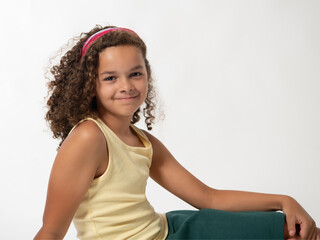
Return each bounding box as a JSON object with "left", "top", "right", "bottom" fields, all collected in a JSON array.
[{"left": 81, "top": 27, "right": 139, "bottom": 58}]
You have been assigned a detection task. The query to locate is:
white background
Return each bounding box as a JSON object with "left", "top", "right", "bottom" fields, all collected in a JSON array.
[{"left": 0, "top": 0, "right": 319, "bottom": 239}]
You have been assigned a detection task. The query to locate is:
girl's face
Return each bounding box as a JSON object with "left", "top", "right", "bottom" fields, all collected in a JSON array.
[{"left": 95, "top": 45, "right": 148, "bottom": 120}]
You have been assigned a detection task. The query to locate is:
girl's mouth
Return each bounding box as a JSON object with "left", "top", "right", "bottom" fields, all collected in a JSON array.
[{"left": 115, "top": 95, "right": 138, "bottom": 101}]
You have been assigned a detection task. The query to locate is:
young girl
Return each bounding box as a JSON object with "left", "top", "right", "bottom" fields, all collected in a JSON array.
[{"left": 34, "top": 25, "right": 319, "bottom": 240}]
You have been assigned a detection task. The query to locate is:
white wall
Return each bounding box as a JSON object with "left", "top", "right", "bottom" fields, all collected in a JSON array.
[{"left": 0, "top": 0, "right": 319, "bottom": 239}]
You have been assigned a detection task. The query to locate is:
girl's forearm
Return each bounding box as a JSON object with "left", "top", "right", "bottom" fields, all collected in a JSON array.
[
  {"left": 34, "top": 226, "right": 65, "bottom": 240},
  {"left": 209, "top": 189, "right": 289, "bottom": 212}
]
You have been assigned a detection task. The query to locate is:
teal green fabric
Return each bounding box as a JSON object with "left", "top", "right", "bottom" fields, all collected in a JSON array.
[{"left": 165, "top": 209, "right": 285, "bottom": 239}]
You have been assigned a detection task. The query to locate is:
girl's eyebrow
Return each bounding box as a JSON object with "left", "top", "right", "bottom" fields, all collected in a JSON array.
[{"left": 100, "top": 65, "right": 144, "bottom": 76}]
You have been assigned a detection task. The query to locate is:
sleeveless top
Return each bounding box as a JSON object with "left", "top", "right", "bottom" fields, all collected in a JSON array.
[{"left": 70, "top": 118, "right": 168, "bottom": 240}]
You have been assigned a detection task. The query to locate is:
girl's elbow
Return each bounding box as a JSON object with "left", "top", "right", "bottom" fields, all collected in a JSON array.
[
  {"left": 207, "top": 187, "right": 219, "bottom": 209},
  {"left": 197, "top": 187, "right": 218, "bottom": 210}
]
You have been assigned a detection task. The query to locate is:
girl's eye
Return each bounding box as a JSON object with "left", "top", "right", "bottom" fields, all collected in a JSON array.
[
  {"left": 104, "top": 76, "right": 115, "bottom": 81},
  {"left": 131, "top": 72, "right": 142, "bottom": 77}
]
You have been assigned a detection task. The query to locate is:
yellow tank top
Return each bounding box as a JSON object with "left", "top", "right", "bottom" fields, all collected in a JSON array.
[{"left": 70, "top": 118, "right": 168, "bottom": 240}]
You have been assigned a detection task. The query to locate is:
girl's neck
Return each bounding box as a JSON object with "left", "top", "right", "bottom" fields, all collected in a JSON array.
[{"left": 98, "top": 112, "right": 133, "bottom": 137}]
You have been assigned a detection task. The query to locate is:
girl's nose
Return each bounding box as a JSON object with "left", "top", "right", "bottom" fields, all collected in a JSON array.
[{"left": 119, "top": 77, "right": 134, "bottom": 93}]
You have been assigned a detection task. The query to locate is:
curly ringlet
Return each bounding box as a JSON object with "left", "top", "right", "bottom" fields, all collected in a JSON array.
[{"left": 45, "top": 25, "right": 156, "bottom": 147}]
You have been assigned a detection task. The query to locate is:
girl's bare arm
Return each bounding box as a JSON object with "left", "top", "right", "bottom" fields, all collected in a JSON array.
[
  {"left": 145, "top": 131, "right": 317, "bottom": 239},
  {"left": 34, "top": 121, "right": 107, "bottom": 240}
]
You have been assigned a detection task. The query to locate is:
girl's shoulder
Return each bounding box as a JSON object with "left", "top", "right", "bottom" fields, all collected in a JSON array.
[
  {"left": 141, "top": 130, "right": 164, "bottom": 152},
  {"left": 57, "top": 119, "right": 108, "bottom": 177},
  {"left": 61, "top": 119, "right": 107, "bottom": 163},
  {"left": 141, "top": 130, "right": 155, "bottom": 143},
  {"left": 67, "top": 119, "right": 106, "bottom": 145}
]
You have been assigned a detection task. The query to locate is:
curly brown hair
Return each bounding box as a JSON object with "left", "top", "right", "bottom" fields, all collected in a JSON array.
[{"left": 45, "top": 25, "right": 156, "bottom": 147}]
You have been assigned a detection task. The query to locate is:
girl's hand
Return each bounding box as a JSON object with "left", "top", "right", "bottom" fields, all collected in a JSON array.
[{"left": 282, "top": 196, "right": 318, "bottom": 239}]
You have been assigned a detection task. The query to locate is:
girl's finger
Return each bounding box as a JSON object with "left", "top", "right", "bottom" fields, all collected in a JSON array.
[
  {"left": 312, "top": 227, "right": 320, "bottom": 240},
  {"left": 310, "top": 227, "right": 317, "bottom": 240},
  {"left": 286, "top": 217, "right": 297, "bottom": 237},
  {"left": 305, "top": 223, "right": 316, "bottom": 240},
  {"left": 309, "top": 222, "right": 317, "bottom": 240},
  {"left": 300, "top": 220, "right": 313, "bottom": 239}
]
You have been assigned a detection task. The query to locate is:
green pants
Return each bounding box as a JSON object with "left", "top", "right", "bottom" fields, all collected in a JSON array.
[{"left": 165, "top": 209, "right": 285, "bottom": 239}]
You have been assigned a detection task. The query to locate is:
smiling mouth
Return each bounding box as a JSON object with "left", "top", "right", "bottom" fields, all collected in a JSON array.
[{"left": 115, "top": 96, "right": 138, "bottom": 101}]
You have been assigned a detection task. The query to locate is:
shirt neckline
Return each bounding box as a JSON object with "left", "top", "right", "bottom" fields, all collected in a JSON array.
[{"left": 96, "top": 117, "right": 150, "bottom": 149}]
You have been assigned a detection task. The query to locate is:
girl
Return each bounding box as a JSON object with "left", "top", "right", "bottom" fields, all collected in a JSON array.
[{"left": 34, "top": 25, "right": 319, "bottom": 240}]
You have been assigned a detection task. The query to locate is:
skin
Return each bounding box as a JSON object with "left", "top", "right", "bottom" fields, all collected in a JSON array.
[{"left": 34, "top": 45, "right": 319, "bottom": 240}]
